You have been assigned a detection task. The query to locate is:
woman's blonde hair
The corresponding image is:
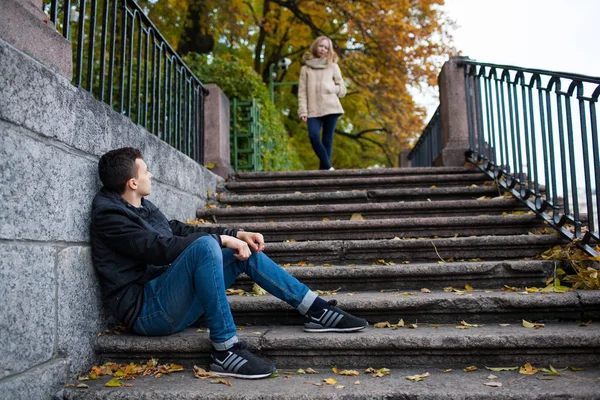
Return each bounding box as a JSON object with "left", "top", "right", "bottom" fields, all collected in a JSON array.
[{"left": 309, "top": 36, "right": 338, "bottom": 65}]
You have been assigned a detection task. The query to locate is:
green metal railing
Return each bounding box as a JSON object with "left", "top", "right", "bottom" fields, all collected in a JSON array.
[{"left": 231, "top": 98, "right": 261, "bottom": 172}]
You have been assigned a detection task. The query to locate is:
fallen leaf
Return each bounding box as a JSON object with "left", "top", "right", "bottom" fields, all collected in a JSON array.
[
  {"left": 487, "top": 374, "right": 498, "bottom": 379},
  {"left": 205, "top": 163, "right": 216, "bottom": 169},
  {"left": 338, "top": 370, "right": 359, "bottom": 376},
  {"left": 322, "top": 217, "right": 330, "bottom": 221},
  {"left": 465, "top": 284, "right": 474, "bottom": 291},
  {"left": 539, "top": 365, "right": 560, "bottom": 376},
  {"left": 104, "top": 379, "right": 121, "bottom": 387},
  {"left": 405, "top": 322, "right": 418, "bottom": 329},
  {"left": 522, "top": 320, "right": 545, "bottom": 329},
  {"left": 76, "top": 383, "right": 89, "bottom": 389},
  {"left": 421, "top": 288, "right": 431, "bottom": 293},
  {"left": 335, "top": 385, "right": 345, "bottom": 389},
  {"left": 374, "top": 321, "right": 392, "bottom": 329},
  {"left": 226, "top": 288, "right": 246, "bottom": 296},
  {"left": 324, "top": 378, "right": 337, "bottom": 385},
  {"left": 570, "top": 367, "right": 584, "bottom": 371},
  {"left": 519, "top": 363, "right": 538, "bottom": 375},
  {"left": 484, "top": 382, "right": 502, "bottom": 387},
  {"left": 193, "top": 366, "right": 219, "bottom": 379},
  {"left": 486, "top": 366, "right": 518, "bottom": 371},
  {"left": 405, "top": 372, "right": 430, "bottom": 382},
  {"left": 354, "top": 380, "right": 360, "bottom": 385},
  {"left": 460, "top": 320, "right": 483, "bottom": 328},
  {"left": 305, "top": 368, "right": 319, "bottom": 374},
  {"left": 499, "top": 324, "right": 510, "bottom": 327},
  {"left": 372, "top": 368, "right": 391, "bottom": 377},
  {"left": 579, "top": 320, "right": 592, "bottom": 327},
  {"left": 196, "top": 329, "right": 206, "bottom": 333},
  {"left": 442, "top": 369, "right": 452, "bottom": 373},
  {"left": 211, "top": 378, "right": 232, "bottom": 386},
  {"left": 463, "top": 366, "right": 478, "bottom": 372},
  {"left": 252, "top": 283, "right": 266, "bottom": 296},
  {"left": 350, "top": 213, "right": 365, "bottom": 221}
]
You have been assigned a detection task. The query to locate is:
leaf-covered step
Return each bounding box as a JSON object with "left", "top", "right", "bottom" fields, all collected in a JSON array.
[
  {"left": 228, "top": 166, "right": 481, "bottom": 181},
  {"left": 224, "top": 173, "right": 490, "bottom": 194},
  {"left": 223, "top": 289, "right": 600, "bottom": 326},
  {"left": 212, "top": 186, "right": 504, "bottom": 207},
  {"left": 94, "top": 323, "right": 600, "bottom": 369},
  {"left": 218, "top": 214, "right": 544, "bottom": 242},
  {"left": 60, "top": 363, "right": 600, "bottom": 400},
  {"left": 262, "top": 235, "right": 566, "bottom": 264},
  {"left": 198, "top": 199, "right": 528, "bottom": 223},
  {"left": 231, "top": 259, "right": 562, "bottom": 292}
]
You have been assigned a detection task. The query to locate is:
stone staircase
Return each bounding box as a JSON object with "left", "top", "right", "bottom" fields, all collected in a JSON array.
[{"left": 59, "top": 166, "right": 600, "bottom": 399}]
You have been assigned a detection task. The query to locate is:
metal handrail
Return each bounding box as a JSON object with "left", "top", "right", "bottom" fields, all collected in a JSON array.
[
  {"left": 407, "top": 106, "right": 441, "bottom": 166},
  {"left": 461, "top": 60, "right": 599, "bottom": 256},
  {"left": 43, "top": 0, "right": 208, "bottom": 164}
]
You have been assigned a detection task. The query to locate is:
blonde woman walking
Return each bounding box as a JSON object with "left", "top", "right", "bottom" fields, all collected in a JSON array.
[{"left": 298, "top": 36, "right": 346, "bottom": 170}]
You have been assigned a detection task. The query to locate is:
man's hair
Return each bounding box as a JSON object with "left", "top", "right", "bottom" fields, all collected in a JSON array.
[{"left": 98, "top": 147, "right": 143, "bottom": 193}]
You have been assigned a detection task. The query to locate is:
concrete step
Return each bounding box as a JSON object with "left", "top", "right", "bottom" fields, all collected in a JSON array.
[
  {"left": 228, "top": 166, "right": 481, "bottom": 181},
  {"left": 198, "top": 199, "right": 528, "bottom": 223},
  {"left": 224, "top": 173, "right": 491, "bottom": 194},
  {"left": 214, "top": 186, "right": 503, "bottom": 207},
  {"left": 59, "top": 364, "right": 600, "bottom": 400},
  {"left": 94, "top": 324, "right": 600, "bottom": 369},
  {"left": 262, "top": 235, "right": 566, "bottom": 264},
  {"left": 224, "top": 290, "right": 600, "bottom": 326},
  {"left": 218, "top": 214, "right": 544, "bottom": 242},
  {"left": 232, "top": 260, "right": 562, "bottom": 292}
]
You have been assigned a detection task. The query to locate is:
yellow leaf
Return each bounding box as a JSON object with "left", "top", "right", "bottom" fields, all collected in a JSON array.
[
  {"left": 405, "top": 322, "right": 418, "bottom": 329},
  {"left": 305, "top": 368, "right": 319, "bottom": 374},
  {"left": 499, "top": 324, "right": 510, "bottom": 327},
  {"left": 539, "top": 365, "right": 560, "bottom": 376},
  {"left": 570, "top": 366, "right": 584, "bottom": 371},
  {"left": 522, "top": 320, "right": 545, "bottom": 329},
  {"left": 193, "top": 366, "right": 218, "bottom": 379},
  {"left": 322, "top": 217, "right": 330, "bottom": 221},
  {"left": 442, "top": 369, "right": 452, "bottom": 373},
  {"left": 324, "top": 378, "right": 337, "bottom": 385},
  {"left": 350, "top": 213, "right": 365, "bottom": 221},
  {"left": 354, "top": 380, "right": 360, "bottom": 385},
  {"left": 331, "top": 367, "right": 338, "bottom": 374},
  {"left": 113, "top": 370, "right": 126, "bottom": 378},
  {"left": 205, "top": 163, "right": 216, "bottom": 169},
  {"left": 485, "top": 366, "right": 518, "bottom": 371},
  {"left": 168, "top": 364, "right": 184, "bottom": 373},
  {"left": 76, "top": 383, "right": 89, "bottom": 389},
  {"left": 405, "top": 372, "right": 429, "bottom": 382},
  {"left": 335, "top": 385, "right": 345, "bottom": 389},
  {"left": 487, "top": 374, "right": 498, "bottom": 379},
  {"left": 525, "top": 287, "right": 539, "bottom": 293},
  {"left": 429, "top": 185, "right": 437, "bottom": 189},
  {"left": 463, "top": 366, "right": 478, "bottom": 372},
  {"left": 519, "top": 363, "right": 538, "bottom": 375},
  {"left": 252, "top": 283, "right": 266, "bottom": 296},
  {"left": 421, "top": 288, "right": 431, "bottom": 293},
  {"left": 210, "top": 378, "right": 232, "bottom": 386},
  {"left": 104, "top": 379, "right": 121, "bottom": 387},
  {"left": 338, "top": 370, "right": 359, "bottom": 376},
  {"left": 460, "top": 320, "right": 482, "bottom": 328},
  {"left": 465, "top": 284, "right": 474, "bottom": 291},
  {"left": 374, "top": 321, "right": 391, "bottom": 328}
]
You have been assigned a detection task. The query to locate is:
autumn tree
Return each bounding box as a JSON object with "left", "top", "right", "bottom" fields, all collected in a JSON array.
[{"left": 138, "top": 0, "right": 454, "bottom": 169}]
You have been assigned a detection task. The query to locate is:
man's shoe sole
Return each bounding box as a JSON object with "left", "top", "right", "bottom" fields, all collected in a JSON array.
[
  {"left": 211, "top": 370, "right": 275, "bottom": 379},
  {"left": 304, "top": 325, "right": 367, "bottom": 332}
]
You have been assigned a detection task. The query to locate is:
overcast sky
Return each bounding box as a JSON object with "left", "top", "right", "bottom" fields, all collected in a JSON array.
[{"left": 418, "top": 0, "right": 600, "bottom": 118}]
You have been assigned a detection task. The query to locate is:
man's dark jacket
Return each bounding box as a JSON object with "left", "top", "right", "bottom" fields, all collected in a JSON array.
[{"left": 90, "top": 188, "right": 238, "bottom": 328}]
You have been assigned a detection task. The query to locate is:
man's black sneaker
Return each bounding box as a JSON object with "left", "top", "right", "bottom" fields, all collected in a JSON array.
[
  {"left": 304, "top": 300, "right": 368, "bottom": 332},
  {"left": 210, "top": 341, "right": 276, "bottom": 379}
]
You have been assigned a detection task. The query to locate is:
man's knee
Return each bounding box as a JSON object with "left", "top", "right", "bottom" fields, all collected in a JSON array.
[{"left": 189, "top": 236, "right": 223, "bottom": 261}]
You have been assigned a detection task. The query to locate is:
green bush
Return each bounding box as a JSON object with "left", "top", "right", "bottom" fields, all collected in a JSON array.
[{"left": 185, "top": 53, "right": 303, "bottom": 171}]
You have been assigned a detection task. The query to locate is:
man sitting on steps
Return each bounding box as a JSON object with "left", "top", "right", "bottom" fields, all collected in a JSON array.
[{"left": 90, "top": 147, "right": 368, "bottom": 379}]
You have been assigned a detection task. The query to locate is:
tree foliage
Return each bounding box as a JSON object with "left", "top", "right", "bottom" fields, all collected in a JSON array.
[{"left": 138, "top": 0, "right": 454, "bottom": 169}]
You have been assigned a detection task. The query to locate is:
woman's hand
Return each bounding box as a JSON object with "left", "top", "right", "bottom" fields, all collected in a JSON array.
[
  {"left": 220, "top": 235, "right": 251, "bottom": 260},
  {"left": 236, "top": 231, "right": 265, "bottom": 252},
  {"left": 301, "top": 116, "right": 308, "bottom": 122}
]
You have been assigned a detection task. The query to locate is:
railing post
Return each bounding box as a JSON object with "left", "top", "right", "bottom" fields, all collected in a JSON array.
[
  {"left": 0, "top": 0, "right": 72, "bottom": 79},
  {"left": 435, "top": 56, "right": 471, "bottom": 166},
  {"left": 203, "top": 83, "right": 234, "bottom": 178}
]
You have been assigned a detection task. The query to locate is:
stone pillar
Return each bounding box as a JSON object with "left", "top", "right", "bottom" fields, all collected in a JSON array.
[
  {"left": 0, "top": 0, "right": 72, "bottom": 79},
  {"left": 434, "top": 56, "right": 471, "bottom": 167},
  {"left": 399, "top": 149, "right": 411, "bottom": 168},
  {"left": 203, "top": 84, "right": 234, "bottom": 178}
]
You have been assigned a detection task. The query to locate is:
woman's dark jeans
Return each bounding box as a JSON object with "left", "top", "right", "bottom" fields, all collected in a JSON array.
[{"left": 307, "top": 114, "right": 340, "bottom": 170}]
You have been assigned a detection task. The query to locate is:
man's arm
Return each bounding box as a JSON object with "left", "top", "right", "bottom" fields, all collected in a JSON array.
[
  {"left": 94, "top": 209, "right": 216, "bottom": 265},
  {"left": 168, "top": 219, "right": 239, "bottom": 238}
]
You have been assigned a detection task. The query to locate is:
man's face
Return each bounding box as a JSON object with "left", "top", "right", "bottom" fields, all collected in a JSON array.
[{"left": 133, "top": 158, "right": 152, "bottom": 196}]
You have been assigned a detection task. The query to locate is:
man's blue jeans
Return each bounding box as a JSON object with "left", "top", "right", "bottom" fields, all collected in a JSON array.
[
  {"left": 307, "top": 114, "right": 340, "bottom": 170},
  {"left": 133, "top": 236, "right": 317, "bottom": 350}
]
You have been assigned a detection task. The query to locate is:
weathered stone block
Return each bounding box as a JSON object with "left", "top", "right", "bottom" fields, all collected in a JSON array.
[
  {"left": 0, "top": 243, "right": 56, "bottom": 379},
  {"left": 0, "top": 357, "right": 68, "bottom": 400},
  {"left": 57, "top": 246, "right": 109, "bottom": 377},
  {"left": 0, "top": 123, "right": 98, "bottom": 242}
]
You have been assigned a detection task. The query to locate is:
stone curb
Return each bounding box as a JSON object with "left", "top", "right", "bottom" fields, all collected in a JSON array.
[
  {"left": 59, "top": 365, "right": 600, "bottom": 400},
  {"left": 215, "top": 186, "right": 501, "bottom": 207},
  {"left": 229, "top": 166, "right": 480, "bottom": 181},
  {"left": 262, "top": 235, "right": 566, "bottom": 263},
  {"left": 219, "top": 214, "right": 544, "bottom": 241},
  {"left": 95, "top": 324, "right": 600, "bottom": 369},
  {"left": 234, "top": 260, "right": 559, "bottom": 291},
  {"left": 198, "top": 199, "right": 527, "bottom": 222},
  {"left": 225, "top": 289, "right": 600, "bottom": 325},
  {"left": 224, "top": 174, "right": 489, "bottom": 194}
]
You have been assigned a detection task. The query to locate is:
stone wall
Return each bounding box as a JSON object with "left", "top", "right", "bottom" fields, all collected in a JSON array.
[{"left": 0, "top": 38, "right": 220, "bottom": 399}]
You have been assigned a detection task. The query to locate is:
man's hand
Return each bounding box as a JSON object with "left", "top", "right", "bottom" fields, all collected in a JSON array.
[
  {"left": 236, "top": 231, "right": 265, "bottom": 252},
  {"left": 220, "top": 235, "right": 251, "bottom": 260}
]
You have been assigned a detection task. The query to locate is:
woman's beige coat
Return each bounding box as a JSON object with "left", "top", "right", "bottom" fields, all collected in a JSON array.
[{"left": 298, "top": 57, "right": 346, "bottom": 119}]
